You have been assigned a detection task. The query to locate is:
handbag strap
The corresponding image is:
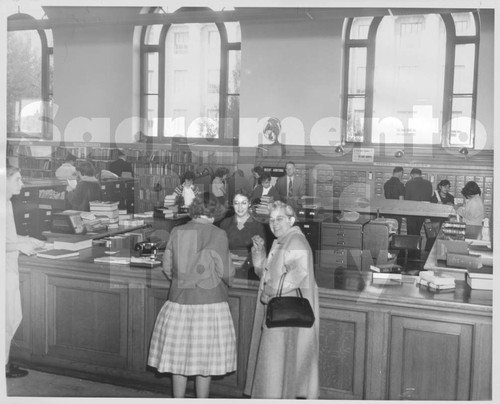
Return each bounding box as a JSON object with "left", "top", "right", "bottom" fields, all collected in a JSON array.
[{"left": 276, "top": 271, "right": 303, "bottom": 298}]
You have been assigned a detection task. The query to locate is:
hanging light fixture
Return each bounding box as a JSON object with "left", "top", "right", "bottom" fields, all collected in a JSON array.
[{"left": 459, "top": 147, "right": 469, "bottom": 156}]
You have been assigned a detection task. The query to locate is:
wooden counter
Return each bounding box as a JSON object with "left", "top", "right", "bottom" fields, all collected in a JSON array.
[{"left": 12, "top": 248, "right": 491, "bottom": 400}]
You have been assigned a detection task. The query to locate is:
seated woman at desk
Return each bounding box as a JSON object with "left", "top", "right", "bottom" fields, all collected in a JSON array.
[
  {"left": 172, "top": 170, "right": 200, "bottom": 208},
  {"left": 66, "top": 161, "right": 101, "bottom": 211},
  {"left": 456, "top": 181, "right": 485, "bottom": 229},
  {"left": 250, "top": 172, "right": 280, "bottom": 204},
  {"left": 431, "top": 180, "right": 455, "bottom": 205},
  {"left": 219, "top": 190, "right": 267, "bottom": 277}
]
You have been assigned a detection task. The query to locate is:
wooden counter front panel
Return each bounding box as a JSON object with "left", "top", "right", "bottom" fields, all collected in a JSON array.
[
  {"left": 12, "top": 272, "right": 32, "bottom": 356},
  {"left": 45, "top": 275, "right": 129, "bottom": 369},
  {"left": 388, "top": 316, "right": 473, "bottom": 400},
  {"left": 318, "top": 307, "right": 366, "bottom": 400}
]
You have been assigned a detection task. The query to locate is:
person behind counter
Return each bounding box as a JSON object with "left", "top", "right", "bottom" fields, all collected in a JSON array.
[
  {"left": 212, "top": 167, "right": 229, "bottom": 205},
  {"left": 383, "top": 166, "right": 405, "bottom": 233},
  {"left": 251, "top": 166, "right": 264, "bottom": 189},
  {"left": 108, "top": 149, "right": 134, "bottom": 177},
  {"left": 172, "top": 170, "right": 200, "bottom": 208},
  {"left": 66, "top": 161, "right": 102, "bottom": 211},
  {"left": 250, "top": 171, "right": 280, "bottom": 204},
  {"left": 456, "top": 181, "right": 485, "bottom": 226},
  {"left": 431, "top": 179, "right": 455, "bottom": 205},
  {"left": 219, "top": 190, "right": 267, "bottom": 278},
  {"left": 6, "top": 165, "right": 46, "bottom": 378},
  {"left": 404, "top": 167, "right": 433, "bottom": 236},
  {"left": 244, "top": 201, "right": 319, "bottom": 399},
  {"left": 275, "top": 161, "right": 305, "bottom": 209},
  {"left": 55, "top": 153, "right": 78, "bottom": 180},
  {"left": 148, "top": 192, "right": 236, "bottom": 398}
]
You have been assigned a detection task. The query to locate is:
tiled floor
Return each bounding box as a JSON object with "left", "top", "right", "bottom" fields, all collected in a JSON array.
[{"left": 6, "top": 368, "right": 169, "bottom": 398}]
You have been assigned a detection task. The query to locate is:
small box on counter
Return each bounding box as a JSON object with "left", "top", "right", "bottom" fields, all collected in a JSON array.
[{"left": 435, "top": 239, "right": 469, "bottom": 260}]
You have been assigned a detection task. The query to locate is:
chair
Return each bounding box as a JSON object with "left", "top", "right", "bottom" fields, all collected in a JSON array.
[{"left": 389, "top": 235, "right": 423, "bottom": 274}]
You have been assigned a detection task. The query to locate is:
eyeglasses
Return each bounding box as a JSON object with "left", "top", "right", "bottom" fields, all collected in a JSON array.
[
  {"left": 269, "top": 216, "right": 288, "bottom": 224},
  {"left": 233, "top": 200, "right": 249, "bottom": 206}
]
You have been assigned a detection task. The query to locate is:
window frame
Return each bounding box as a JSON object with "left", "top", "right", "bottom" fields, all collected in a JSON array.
[
  {"left": 139, "top": 7, "right": 241, "bottom": 142},
  {"left": 7, "top": 12, "right": 53, "bottom": 139},
  {"left": 341, "top": 11, "right": 479, "bottom": 147}
]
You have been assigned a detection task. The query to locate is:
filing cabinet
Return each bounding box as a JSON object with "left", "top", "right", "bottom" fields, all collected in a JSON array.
[{"left": 319, "top": 219, "right": 369, "bottom": 271}]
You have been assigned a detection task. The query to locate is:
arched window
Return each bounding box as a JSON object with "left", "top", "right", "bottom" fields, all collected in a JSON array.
[
  {"left": 342, "top": 11, "right": 479, "bottom": 147},
  {"left": 7, "top": 9, "right": 53, "bottom": 138},
  {"left": 139, "top": 7, "right": 241, "bottom": 140}
]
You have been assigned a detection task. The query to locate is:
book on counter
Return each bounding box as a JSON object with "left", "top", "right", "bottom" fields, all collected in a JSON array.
[
  {"left": 417, "top": 270, "right": 456, "bottom": 291},
  {"left": 53, "top": 235, "right": 93, "bottom": 251},
  {"left": 466, "top": 266, "right": 493, "bottom": 290},
  {"left": 37, "top": 249, "right": 79, "bottom": 259},
  {"left": 89, "top": 201, "right": 120, "bottom": 211}
]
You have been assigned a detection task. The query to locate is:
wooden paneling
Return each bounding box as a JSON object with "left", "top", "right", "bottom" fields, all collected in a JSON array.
[
  {"left": 46, "top": 275, "right": 130, "bottom": 368},
  {"left": 12, "top": 272, "right": 32, "bottom": 352},
  {"left": 318, "top": 307, "right": 366, "bottom": 399},
  {"left": 389, "top": 316, "right": 473, "bottom": 400}
]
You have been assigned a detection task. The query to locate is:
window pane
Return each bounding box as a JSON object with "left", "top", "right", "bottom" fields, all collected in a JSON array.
[
  {"left": 349, "top": 17, "right": 373, "bottom": 40},
  {"left": 147, "top": 52, "right": 158, "bottom": 93},
  {"left": 145, "top": 95, "right": 158, "bottom": 137},
  {"left": 228, "top": 50, "right": 241, "bottom": 93},
  {"left": 453, "top": 44, "right": 475, "bottom": 94},
  {"left": 373, "top": 14, "right": 445, "bottom": 144},
  {"left": 225, "top": 21, "right": 241, "bottom": 43},
  {"left": 146, "top": 25, "right": 163, "bottom": 45},
  {"left": 348, "top": 47, "right": 366, "bottom": 94},
  {"left": 450, "top": 96, "right": 473, "bottom": 146},
  {"left": 8, "top": 30, "right": 42, "bottom": 136},
  {"left": 452, "top": 12, "right": 476, "bottom": 36},
  {"left": 165, "top": 23, "right": 221, "bottom": 138},
  {"left": 174, "top": 30, "right": 189, "bottom": 54},
  {"left": 224, "top": 95, "right": 239, "bottom": 138},
  {"left": 346, "top": 97, "right": 365, "bottom": 142},
  {"left": 44, "top": 29, "right": 53, "bottom": 47}
]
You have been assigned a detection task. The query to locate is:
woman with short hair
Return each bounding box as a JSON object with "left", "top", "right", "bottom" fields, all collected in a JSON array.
[
  {"left": 456, "top": 181, "right": 485, "bottom": 225},
  {"left": 148, "top": 192, "right": 236, "bottom": 398},
  {"left": 244, "top": 201, "right": 320, "bottom": 399}
]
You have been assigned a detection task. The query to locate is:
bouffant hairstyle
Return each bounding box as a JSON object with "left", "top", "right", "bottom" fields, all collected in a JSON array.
[
  {"left": 189, "top": 192, "right": 223, "bottom": 219},
  {"left": 437, "top": 179, "right": 451, "bottom": 190},
  {"left": 461, "top": 181, "right": 481, "bottom": 198},
  {"left": 233, "top": 189, "right": 251, "bottom": 203},
  {"left": 251, "top": 166, "right": 264, "bottom": 177},
  {"left": 268, "top": 200, "right": 297, "bottom": 220},
  {"left": 182, "top": 170, "right": 196, "bottom": 183},
  {"left": 76, "top": 161, "right": 96, "bottom": 177},
  {"left": 214, "top": 167, "right": 229, "bottom": 178},
  {"left": 260, "top": 171, "right": 272, "bottom": 182}
]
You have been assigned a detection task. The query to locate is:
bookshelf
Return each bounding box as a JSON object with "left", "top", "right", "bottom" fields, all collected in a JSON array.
[{"left": 7, "top": 140, "right": 239, "bottom": 213}]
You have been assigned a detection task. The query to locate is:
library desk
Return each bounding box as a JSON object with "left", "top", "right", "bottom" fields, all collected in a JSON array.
[
  {"left": 12, "top": 247, "right": 491, "bottom": 400},
  {"left": 322, "top": 197, "right": 455, "bottom": 218}
]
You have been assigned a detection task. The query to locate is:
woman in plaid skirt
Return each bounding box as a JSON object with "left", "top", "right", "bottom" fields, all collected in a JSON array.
[{"left": 148, "top": 192, "right": 236, "bottom": 398}]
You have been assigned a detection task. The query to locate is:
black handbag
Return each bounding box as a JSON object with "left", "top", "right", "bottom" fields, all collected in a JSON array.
[{"left": 265, "top": 272, "right": 315, "bottom": 328}]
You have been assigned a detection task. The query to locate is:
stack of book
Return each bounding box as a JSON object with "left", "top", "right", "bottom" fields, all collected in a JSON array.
[
  {"left": 89, "top": 201, "right": 120, "bottom": 228},
  {"left": 255, "top": 195, "right": 272, "bottom": 216},
  {"left": 53, "top": 235, "right": 93, "bottom": 251},
  {"left": 370, "top": 264, "right": 403, "bottom": 285},
  {"left": 441, "top": 221, "right": 466, "bottom": 240},
  {"left": 417, "top": 270, "right": 456, "bottom": 292},
  {"left": 80, "top": 211, "right": 107, "bottom": 232},
  {"left": 466, "top": 266, "right": 493, "bottom": 290}
]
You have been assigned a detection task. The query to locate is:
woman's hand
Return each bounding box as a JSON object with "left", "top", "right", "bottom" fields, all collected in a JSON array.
[{"left": 251, "top": 235, "right": 265, "bottom": 254}]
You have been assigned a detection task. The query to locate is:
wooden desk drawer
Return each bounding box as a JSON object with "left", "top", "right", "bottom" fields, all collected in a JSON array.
[
  {"left": 321, "top": 231, "right": 362, "bottom": 247},
  {"left": 320, "top": 248, "right": 363, "bottom": 269}
]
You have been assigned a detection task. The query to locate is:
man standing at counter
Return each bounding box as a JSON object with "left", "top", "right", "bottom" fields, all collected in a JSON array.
[
  {"left": 276, "top": 161, "right": 304, "bottom": 210},
  {"left": 383, "top": 166, "right": 405, "bottom": 233},
  {"left": 404, "top": 168, "right": 433, "bottom": 235}
]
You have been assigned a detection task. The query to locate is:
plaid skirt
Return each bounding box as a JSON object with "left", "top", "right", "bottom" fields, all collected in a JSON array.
[{"left": 148, "top": 301, "right": 237, "bottom": 376}]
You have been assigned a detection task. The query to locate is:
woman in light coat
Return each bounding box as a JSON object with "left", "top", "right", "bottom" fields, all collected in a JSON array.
[
  {"left": 244, "top": 201, "right": 319, "bottom": 399},
  {"left": 6, "top": 166, "right": 45, "bottom": 378}
]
